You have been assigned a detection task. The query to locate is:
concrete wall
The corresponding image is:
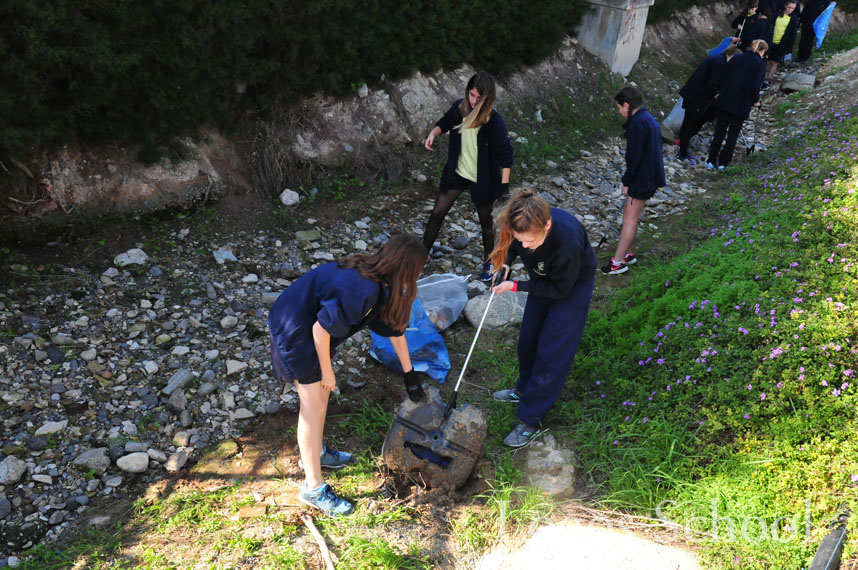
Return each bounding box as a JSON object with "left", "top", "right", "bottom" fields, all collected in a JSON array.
[{"left": 578, "top": 0, "right": 656, "bottom": 76}]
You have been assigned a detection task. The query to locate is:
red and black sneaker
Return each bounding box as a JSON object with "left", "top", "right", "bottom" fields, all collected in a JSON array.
[
  {"left": 600, "top": 258, "right": 628, "bottom": 275},
  {"left": 623, "top": 253, "right": 637, "bottom": 265}
]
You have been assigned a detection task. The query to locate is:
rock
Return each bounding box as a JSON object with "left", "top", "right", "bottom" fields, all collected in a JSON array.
[
  {"left": 143, "top": 361, "right": 159, "bottom": 375},
  {"left": 212, "top": 246, "right": 238, "bottom": 265},
  {"left": 0, "top": 498, "right": 12, "bottom": 519},
  {"left": 0, "top": 457, "right": 27, "bottom": 485},
  {"left": 452, "top": 236, "right": 470, "bottom": 249},
  {"left": 463, "top": 292, "right": 529, "bottom": 329},
  {"left": 173, "top": 431, "right": 191, "bottom": 447},
  {"left": 226, "top": 360, "right": 247, "bottom": 375},
  {"left": 167, "top": 389, "right": 188, "bottom": 412},
  {"left": 220, "top": 316, "right": 238, "bottom": 330},
  {"left": 198, "top": 382, "right": 218, "bottom": 397},
  {"left": 165, "top": 450, "right": 188, "bottom": 472},
  {"left": 26, "top": 437, "right": 47, "bottom": 452},
  {"left": 523, "top": 435, "right": 576, "bottom": 496},
  {"left": 229, "top": 408, "right": 255, "bottom": 421},
  {"left": 48, "top": 511, "right": 64, "bottom": 525},
  {"left": 279, "top": 188, "right": 300, "bottom": 206},
  {"left": 148, "top": 449, "right": 168, "bottom": 463},
  {"left": 32, "top": 474, "right": 52, "bottom": 485},
  {"left": 242, "top": 274, "right": 258, "bottom": 283},
  {"left": 105, "top": 476, "right": 123, "bottom": 488},
  {"left": 114, "top": 248, "right": 148, "bottom": 266},
  {"left": 8, "top": 556, "right": 20, "bottom": 567},
  {"left": 117, "top": 453, "right": 150, "bottom": 473},
  {"left": 80, "top": 348, "right": 97, "bottom": 361},
  {"left": 296, "top": 229, "right": 322, "bottom": 242},
  {"left": 148, "top": 265, "right": 163, "bottom": 277},
  {"left": 781, "top": 72, "right": 815, "bottom": 93},
  {"left": 162, "top": 368, "right": 194, "bottom": 395},
  {"left": 72, "top": 448, "right": 110, "bottom": 475},
  {"left": 34, "top": 420, "right": 67, "bottom": 436},
  {"left": 357, "top": 83, "right": 369, "bottom": 97},
  {"left": 89, "top": 516, "right": 111, "bottom": 527}
]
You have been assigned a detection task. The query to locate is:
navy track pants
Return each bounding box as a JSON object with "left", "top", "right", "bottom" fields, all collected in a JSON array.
[{"left": 515, "top": 275, "right": 595, "bottom": 427}]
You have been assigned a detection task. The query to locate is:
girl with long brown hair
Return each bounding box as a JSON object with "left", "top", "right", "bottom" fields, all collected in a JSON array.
[
  {"left": 268, "top": 234, "right": 427, "bottom": 516},
  {"left": 488, "top": 190, "right": 597, "bottom": 447},
  {"left": 424, "top": 71, "right": 514, "bottom": 281}
]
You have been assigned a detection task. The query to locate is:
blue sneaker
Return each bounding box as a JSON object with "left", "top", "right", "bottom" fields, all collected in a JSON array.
[
  {"left": 299, "top": 443, "right": 354, "bottom": 470},
  {"left": 298, "top": 483, "right": 355, "bottom": 516},
  {"left": 480, "top": 262, "right": 493, "bottom": 282},
  {"left": 502, "top": 422, "right": 544, "bottom": 448},
  {"left": 704, "top": 162, "right": 716, "bottom": 170}
]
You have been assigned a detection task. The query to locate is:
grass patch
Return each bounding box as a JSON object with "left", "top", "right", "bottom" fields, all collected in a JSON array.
[
  {"left": 551, "top": 107, "right": 858, "bottom": 568},
  {"left": 821, "top": 27, "right": 858, "bottom": 53}
]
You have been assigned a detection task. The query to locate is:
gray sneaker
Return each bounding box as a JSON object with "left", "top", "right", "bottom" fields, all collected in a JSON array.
[
  {"left": 298, "top": 483, "right": 354, "bottom": 516},
  {"left": 298, "top": 443, "right": 354, "bottom": 470},
  {"left": 492, "top": 388, "right": 520, "bottom": 403},
  {"left": 503, "top": 422, "right": 543, "bottom": 448}
]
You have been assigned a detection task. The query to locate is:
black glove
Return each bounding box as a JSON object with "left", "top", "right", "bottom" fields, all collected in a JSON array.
[
  {"left": 498, "top": 182, "right": 510, "bottom": 203},
  {"left": 403, "top": 369, "right": 426, "bottom": 402}
]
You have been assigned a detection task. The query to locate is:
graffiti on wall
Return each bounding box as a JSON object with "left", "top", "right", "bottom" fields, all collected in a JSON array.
[{"left": 620, "top": 1, "right": 639, "bottom": 46}]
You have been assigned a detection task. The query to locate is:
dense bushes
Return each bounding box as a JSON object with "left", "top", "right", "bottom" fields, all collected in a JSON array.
[
  {"left": 0, "top": 0, "right": 586, "bottom": 161},
  {"left": 648, "top": 0, "right": 858, "bottom": 24}
]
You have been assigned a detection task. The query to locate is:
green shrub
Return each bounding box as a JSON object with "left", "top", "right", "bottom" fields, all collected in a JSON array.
[{"left": 0, "top": 0, "right": 587, "bottom": 163}]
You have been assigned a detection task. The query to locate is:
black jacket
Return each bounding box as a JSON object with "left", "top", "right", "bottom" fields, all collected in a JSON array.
[
  {"left": 770, "top": 10, "right": 800, "bottom": 60},
  {"left": 436, "top": 99, "right": 514, "bottom": 207},
  {"left": 506, "top": 208, "right": 597, "bottom": 300},
  {"left": 714, "top": 51, "right": 766, "bottom": 119},
  {"left": 680, "top": 53, "right": 729, "bottom": 112}
]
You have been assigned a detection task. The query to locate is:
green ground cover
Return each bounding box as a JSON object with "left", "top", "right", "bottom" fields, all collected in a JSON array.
[{"left": 553, "top": 106, "right": 858, "bottom": 568}]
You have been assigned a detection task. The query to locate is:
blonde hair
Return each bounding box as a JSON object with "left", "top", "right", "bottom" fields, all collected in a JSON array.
[
  {"left": 457, "top": 72, "right": 497, "bottom": 131},
  {"left": 750, "top": 39, "right": 768, "bottom": 55},
  {"left": 488, "top": 189, "right": 551, "bottom": 271}
]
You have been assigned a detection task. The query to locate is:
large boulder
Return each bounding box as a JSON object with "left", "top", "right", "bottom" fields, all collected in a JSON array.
[
  {"left": 463, "top": 292, "right": 529, "bottom": 329},
  {"left": 780, "top": 73, "right": 816, "bottom": 93}
]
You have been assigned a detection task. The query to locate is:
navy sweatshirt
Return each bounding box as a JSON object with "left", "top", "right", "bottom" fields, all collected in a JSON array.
[
  {"left": 621, "top": 108, "right": 666, "bottom": 200},
  {"left": 268, "top": 263, "right": 401, "bottom": 382},
  {"left": 507, "top": 208, "right": 597, "bottom": 300}
]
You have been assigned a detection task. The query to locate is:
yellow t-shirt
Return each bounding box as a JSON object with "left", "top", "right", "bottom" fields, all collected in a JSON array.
[
  {"left": 773, "top": 14, "right": 790, "bottom": 45},
  {"left": 456, "top": 126, "right": 480, "bottom": 182}
]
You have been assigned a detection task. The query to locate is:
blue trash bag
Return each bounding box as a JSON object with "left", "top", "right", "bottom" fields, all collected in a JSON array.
[
  {"left": 369, "top": 297, "right": 451, "bottom": 383},
  {"left": 708, "top": 36, "right": 734, "bottom": 56},
  {"left": 814, "top": 2, "right": 836, "bottom": 49}
]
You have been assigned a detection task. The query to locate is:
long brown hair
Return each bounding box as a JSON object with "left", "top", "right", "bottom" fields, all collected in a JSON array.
[
  {"left": 488, "top": 189, "right": 551, "bottom": 271},
  {"left": 458, "top": 72, "right": 497, "bottom": 131},
  {"left": 338, "top": 234, "right": 426, "bottom": 330}
]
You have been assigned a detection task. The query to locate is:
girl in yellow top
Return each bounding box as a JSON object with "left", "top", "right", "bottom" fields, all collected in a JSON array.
[
  {"left": 423, "top": 72, "right": 514, "bottom": 281},
  {"left": 766, "top": 1, "right": 799, "bottom": 82}
]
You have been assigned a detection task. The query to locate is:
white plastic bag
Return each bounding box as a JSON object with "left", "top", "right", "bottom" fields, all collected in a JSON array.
[
  {"left": 417, "top": 273, "right": 468, "bottom": 331},
  {"left": 663, "top": 97, "right": 685, "bottom": 136}
]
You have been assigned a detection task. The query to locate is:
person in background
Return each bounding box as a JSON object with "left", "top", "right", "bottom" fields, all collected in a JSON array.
[
  {"left": 731, "top": 0, "right": 760, "bottom": 49},
  {"left": 268, "top": 234, "right": 427, "bottom": 516},
  {"left": 488, "top": 190, "right": 596, "bottom": 447},
  {"left": 677, "top": 45, "right": 742, "bottom": 164},
  {"left": 706, "top": 39, "right": 768, "bottom": 170},
  {"left": 423, "top": 71, "right": 514, "bottom": 281},
  {"left": 743, "top": 4, "right": 774, "bottom": 49},
  {"left": 601, "top": 86, "right": 666, "bottom": 276},
  {"left": 766, "top": 0, "right": 800, "bottom": 84},
  {"left": 796, "top": 0, "right": 826, "bottom": 62}
]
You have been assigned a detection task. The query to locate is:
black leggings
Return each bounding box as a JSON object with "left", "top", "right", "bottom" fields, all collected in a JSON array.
[{"left": 422, "top": 189, "right": 495, "bottom": 260}]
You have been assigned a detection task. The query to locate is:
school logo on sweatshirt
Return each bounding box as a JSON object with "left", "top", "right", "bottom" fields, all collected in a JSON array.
[{"left": 535, "top": 261, "right": 546, "bottom": 276}]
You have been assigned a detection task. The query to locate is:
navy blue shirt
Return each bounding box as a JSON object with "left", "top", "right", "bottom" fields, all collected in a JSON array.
[
  {"left": 436, "top": 99, "right": 514, "bottom": 207},
  {"left": 680, "top": 53, "right": 729, "bottom": 111},
  {"left": 268, "top": 263, "right": 402, "bottom": 382},
  {"left": 507, "top": 208, "right": 597, "bottom": 300},
  {"left": 714, "top": 51, "right": 766, "bottom": 119},
  {"left": 622, "top": 108, "right": 666, "bottom": 200}
]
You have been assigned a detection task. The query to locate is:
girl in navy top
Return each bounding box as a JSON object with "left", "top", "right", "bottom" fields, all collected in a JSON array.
[
  {"left": 423, "top": 72, "right": 514, "bottom": 281},
  {"left": 488, "top": 190, "right": 597, "bottom": 447},
  {"left": 602, "top": 86, "right": 666, "bottom": 275},
  {"left": 268, "top": 234, "right": 427, "bottom": 516}
]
